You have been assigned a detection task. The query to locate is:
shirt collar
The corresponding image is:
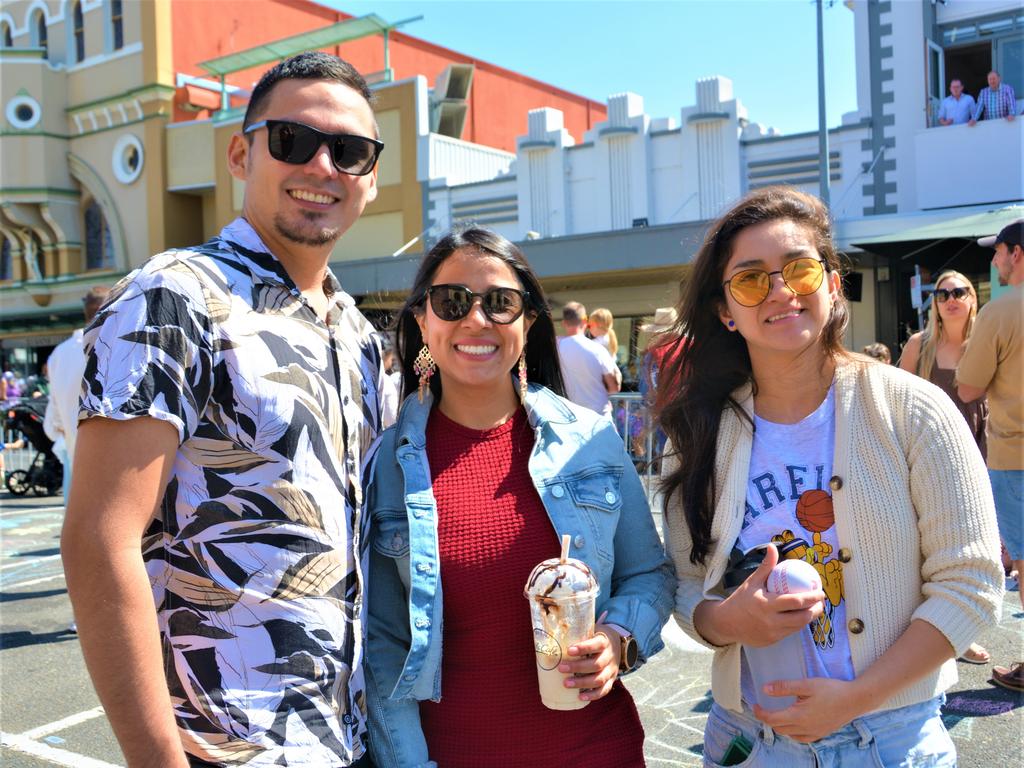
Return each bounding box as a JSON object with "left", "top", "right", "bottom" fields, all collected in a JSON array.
[{"left": 218, "top": 217, "right": 354, "bottom": 311}]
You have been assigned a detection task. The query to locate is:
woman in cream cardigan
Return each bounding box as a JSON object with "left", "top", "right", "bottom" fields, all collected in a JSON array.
[{"left": 656, "top": 186, "right": 1003, "bottom": 766}]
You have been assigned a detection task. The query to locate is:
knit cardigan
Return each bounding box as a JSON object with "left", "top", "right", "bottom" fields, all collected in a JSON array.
[{"left": 664, "top": 357, "right": 1004, "bottom": 714}]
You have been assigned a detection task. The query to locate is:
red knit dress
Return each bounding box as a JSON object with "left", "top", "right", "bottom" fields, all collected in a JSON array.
[{"left": 418, "top": 406, "right": 646, "bottom": 768}]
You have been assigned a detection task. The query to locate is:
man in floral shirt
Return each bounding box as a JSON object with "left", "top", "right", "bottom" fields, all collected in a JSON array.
[{"left": 63, "top": 53, "right": 386, "bottom": 767}]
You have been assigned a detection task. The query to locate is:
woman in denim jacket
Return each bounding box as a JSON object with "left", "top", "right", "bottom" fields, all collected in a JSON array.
[{"left": 365, "top": 227, "right": 674, "bottom": 768}]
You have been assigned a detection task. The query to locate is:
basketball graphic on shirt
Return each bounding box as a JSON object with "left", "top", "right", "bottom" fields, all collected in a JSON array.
[{"left": 795, "top": 488, "right": 834, "bottom": 533}]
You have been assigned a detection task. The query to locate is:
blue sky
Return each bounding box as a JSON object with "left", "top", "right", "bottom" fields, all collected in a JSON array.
[{"left": 326, "top": 0, "right": 858, "bottom": 137}]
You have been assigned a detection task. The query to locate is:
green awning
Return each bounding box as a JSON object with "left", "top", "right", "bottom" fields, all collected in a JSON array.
[
  {"left": 854, "top": 205, "right": 1024, "bottom": 247},
  {"left": 198, "top": 14, "right": 413, "bottom": 77}
]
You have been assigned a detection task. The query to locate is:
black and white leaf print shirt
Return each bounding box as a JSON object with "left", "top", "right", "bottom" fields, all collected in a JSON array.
[{"left": 80, "top": 218, "right": 385, "bottom": 766}]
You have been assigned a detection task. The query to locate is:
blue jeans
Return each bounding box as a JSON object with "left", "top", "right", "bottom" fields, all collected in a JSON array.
[
  {"left": 989, "top": 469, "right": 1023, "bottom": 560},
  {"left": 702, "top": 696, "right": 955, "bottom": 767}
]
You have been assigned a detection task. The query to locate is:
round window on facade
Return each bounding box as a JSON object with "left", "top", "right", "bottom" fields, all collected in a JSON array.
[
  {"left": 5, "top": 95, "right": 42, "bottom": 130},
  {"left": 112, "top": 134, "right": 144, "bottom": 184}
]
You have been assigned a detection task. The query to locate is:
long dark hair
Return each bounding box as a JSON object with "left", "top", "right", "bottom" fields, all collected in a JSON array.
[
  {"left": 394, "top": 226, "right": 565, "bottom": 402},
  {"left": 658, "top": 186, "right": 850, "bottom": 564}
]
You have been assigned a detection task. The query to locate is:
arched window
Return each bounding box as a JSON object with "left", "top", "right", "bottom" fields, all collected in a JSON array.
[
  {"left": 72, "top": 1, "right": 84, "bottom": 62},
  {"left": 32, "top": 10, "right": 47, "bottom": 57},
  {"left": 111, "top": 0, "right": 123, "bottom": 50},
  {"left": 84, "top": 200, "right": 114, "bottom": 270},
  {"left": 1, "top": 21, "right": 12, "bottom": 48},
  {"left": 0, "top": 237, "right": 12, "bottom": 281}
]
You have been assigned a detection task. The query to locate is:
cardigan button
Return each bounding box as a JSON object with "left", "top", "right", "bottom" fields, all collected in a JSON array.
[
  {"left": 848, "top": 618, "right": 864, "bottom": 634},
  {"left": 574, "top": 535, "right": 585, "bottom": 548},
  {"left": 551, "top": 485, "right": 565, "bottom": 498},
  {"left": 829, "top": 475, "right": 843, "bottom": 491},
  {"left": 838, "top": 548, "right": 852, "bottom": 563}
]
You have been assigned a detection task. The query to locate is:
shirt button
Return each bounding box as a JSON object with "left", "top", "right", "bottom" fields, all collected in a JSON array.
[
  {"left": 551, "top": 485, "right": 565, "bottom": 498},
  {"left": 605, "top": 491, "right": 617, "bottom": 504},
  {"left": 838, "top": 547, "right": 853, "bottom": 563},
  {"left": 829, "top": 475, "right": 844, "bottom": 491},
  {"left": 574, "top": 535, "right": 585, "bottom": 548},
  {"left": 848, "top": 618, "right": 865, "bottom": 634},
  {"left": 414, "top": 617, "right": 430, "bottom": 629},
  {"left": 416, "top": 562, "right": 432, "bottom": 573}
]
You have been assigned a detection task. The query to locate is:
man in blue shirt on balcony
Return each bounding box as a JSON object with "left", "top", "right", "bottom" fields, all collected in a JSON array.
[
  {"left": 969, "top": 70, "right": 1018, "bottom": 125},
  {"left": 937, "top": 79, "right": 976, "bottom": 125}
]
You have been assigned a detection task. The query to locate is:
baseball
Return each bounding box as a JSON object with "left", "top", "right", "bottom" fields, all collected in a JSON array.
[{"left": 766, "top": 559, "right": 822, "bottom": 595}]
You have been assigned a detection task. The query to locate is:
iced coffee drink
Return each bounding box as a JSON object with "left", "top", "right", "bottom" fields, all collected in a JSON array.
[{"left": 524, "top": 535, "right": 600, "bottom": 710}]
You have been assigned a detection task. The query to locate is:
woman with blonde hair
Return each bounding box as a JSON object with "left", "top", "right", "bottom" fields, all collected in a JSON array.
[
  {"left": 898, "top": 269, "right": 990, "bottom": 665},
  {"left": 588, "top": 307, "right": 619, "bottom": 359}
]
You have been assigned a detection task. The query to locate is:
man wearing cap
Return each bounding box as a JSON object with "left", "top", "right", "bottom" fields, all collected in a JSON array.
[
  {"left": 558, "top": 301, "right": 620, "bottom": 416},
  {"left": 958, "top": 220, "right": 1024, "bottom": 692},
  {"left": 62, "top": 52, "right": 385, "bottom": 767},
  {"left": 44, "top": 286, "right": 109, "bottom": 501}
]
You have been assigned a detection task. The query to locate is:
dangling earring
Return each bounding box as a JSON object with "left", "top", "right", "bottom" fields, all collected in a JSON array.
[
  {"left": 414, "top": 345, "right": 436, "bottom": 403},
  {"left": 518, "top": 349, "right": 528, "bottom": 404}
]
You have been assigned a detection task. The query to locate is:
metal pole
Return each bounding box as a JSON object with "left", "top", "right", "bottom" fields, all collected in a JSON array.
[{"left": 816, "top": 0, "right": 830, "bottom": 206}]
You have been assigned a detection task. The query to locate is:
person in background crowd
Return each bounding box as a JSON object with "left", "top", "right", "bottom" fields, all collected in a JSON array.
[
  {"left": 44, "top": 286, "right": 110, "bottom": 500},
  {"left": 658, "top": 185, "right": 1002, "bottom": 765},
  {"left": 969, "top": 70, "right": 1017, "bottom": 125},
  {"left": 62, "top": 52, "right": 386, "bottom": 767},
  {"left": 958, "top": 220, "right": 1024, "bottom": 692},
  {"left": 937, "top": 79, "right": 976, "bottom": 126},
  {"left": 587, "top": 307, "right": 620, "bottom": 359},
  {"left": 365, "top": 227, "right": 673, "bottom": 768},
  {"left": 638, "top": 307, "right": 683, "bottom": 466},
  {"left": 558, "top": 302, "right": 620, "bottom": 416},
  {"left": 898, "top": 270, "right": 989, "bottom": 665},
  {"left": 860, "top": 342, "right": 891, "bottom": 364}
]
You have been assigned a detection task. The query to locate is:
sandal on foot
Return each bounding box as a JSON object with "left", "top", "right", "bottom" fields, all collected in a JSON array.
[
  {"left": 958, "top": 644, "right": 991, "bottom": 665},
  {"left": 991, "top": 662, "right": 1024, "bottom": 692}
]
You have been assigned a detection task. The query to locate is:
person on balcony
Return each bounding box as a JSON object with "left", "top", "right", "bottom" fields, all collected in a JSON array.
[
  {"left": 969, "top": 70, "right": 1018, "bottom": 125},
  {"left": 937, "top": 79, "right": 976, "bottom": 126}
]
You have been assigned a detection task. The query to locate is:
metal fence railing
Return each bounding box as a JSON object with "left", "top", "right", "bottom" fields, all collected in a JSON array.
[{"left": 608, "top": 392, "right": 665, "bottom": 508}]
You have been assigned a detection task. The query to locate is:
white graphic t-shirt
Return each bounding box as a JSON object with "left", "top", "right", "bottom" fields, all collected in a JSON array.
[{"left": 736, "top": 385, "right": 854, "bottom": 704}]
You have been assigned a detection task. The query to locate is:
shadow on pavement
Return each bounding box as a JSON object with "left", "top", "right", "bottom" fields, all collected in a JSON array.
[
  {"left": 0, "top": 629, "right": 77, "bottom": 650},
  {"left": 0, "top": 588, "right": 68, "bottom": 603},
  {"left": 10, "top": 547, "right": 61, "bottom": 558}
]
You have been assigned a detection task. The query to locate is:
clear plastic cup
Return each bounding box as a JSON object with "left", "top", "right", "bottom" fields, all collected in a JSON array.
[{"left": 524, "top": 555, "right": 600, "bottom": 710}]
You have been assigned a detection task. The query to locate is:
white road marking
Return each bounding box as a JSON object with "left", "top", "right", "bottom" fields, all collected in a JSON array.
[
  {"left": 1, "top": 571, "right": 66, "bottom": 588},
  {"left": 22, "top": 706, "right": 107, "bottom": 739},
  {"left": 0, "top": 730, "right": 123, "bottom": 767},
  {"left": 0, "top": 554, "right": 61, "bottom": 571},
  {"left": 0, "top": 505, "right": 65, "bottom": 517}
]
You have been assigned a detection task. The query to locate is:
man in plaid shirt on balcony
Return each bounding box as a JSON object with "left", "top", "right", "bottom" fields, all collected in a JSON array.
[{"left": 969, "top": 70, "right": 1018, "bottom": 125}]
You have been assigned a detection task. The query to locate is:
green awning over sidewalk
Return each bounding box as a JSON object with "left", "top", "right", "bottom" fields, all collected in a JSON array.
[{"left": 854, "top": 205, "right": 1024, "bottom": 247}]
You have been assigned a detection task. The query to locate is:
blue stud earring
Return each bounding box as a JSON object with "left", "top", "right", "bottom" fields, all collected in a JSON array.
[{"left": 727, "top": 320, "right": 735, "bottom": 329}]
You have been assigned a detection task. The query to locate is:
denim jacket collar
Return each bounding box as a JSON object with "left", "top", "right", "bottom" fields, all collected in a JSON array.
[{"left": 393, "top": 377, "right": 577, "bottom": 449}]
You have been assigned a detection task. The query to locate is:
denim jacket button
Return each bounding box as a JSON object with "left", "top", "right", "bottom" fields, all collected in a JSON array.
[
  {"left": 574, "top": 534, "right": 585, "bottom": 548},
  {"left": 414, "top": 509, "right": 427, "bottom": 519},
  {"left": 551, "top": 485, "right": 565, "bottom": 498},
  {"left": 416, "top": 562, "right": 432, "bottom": 573},
  {"left": 605, "top": 491, "right": 617, "bottom": 504},
  {"left": 415, "top": 617, "right": 430, "bottom": 628},
  {"left": 403, "top": 674, "right": 415, "bottom": 682},
  {"left": 392, "top": 534, "right": 404, "bottom": 549}
]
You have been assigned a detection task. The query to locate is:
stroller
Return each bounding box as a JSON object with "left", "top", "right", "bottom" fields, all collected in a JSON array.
[{"left": 4, "top": 397, "right": 63, "bottom": 496}]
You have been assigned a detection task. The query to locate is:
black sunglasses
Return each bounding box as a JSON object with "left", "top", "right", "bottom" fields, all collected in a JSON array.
[
  {"left": 426, "top": 284, "right": 530, "bottom": 324},
  {"left": 933, "top": 286, "right": 971, "bottom": 303},
  {"left": 243, "top": 119, "right": 384, "bottom": 176}
]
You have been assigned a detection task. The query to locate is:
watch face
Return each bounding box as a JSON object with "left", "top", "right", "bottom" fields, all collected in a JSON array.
[{"left": 623, "top": 637, "right": 639, "bottom": 670}]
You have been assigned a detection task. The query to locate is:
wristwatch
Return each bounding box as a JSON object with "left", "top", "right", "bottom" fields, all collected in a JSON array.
[{"left": 618, "top": 632, "right": 639, "bottom": 673}]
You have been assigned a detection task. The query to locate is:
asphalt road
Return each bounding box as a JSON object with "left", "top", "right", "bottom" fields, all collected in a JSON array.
[{"left": 1, "top": 491, "right": 1021, "bottom": 767}]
